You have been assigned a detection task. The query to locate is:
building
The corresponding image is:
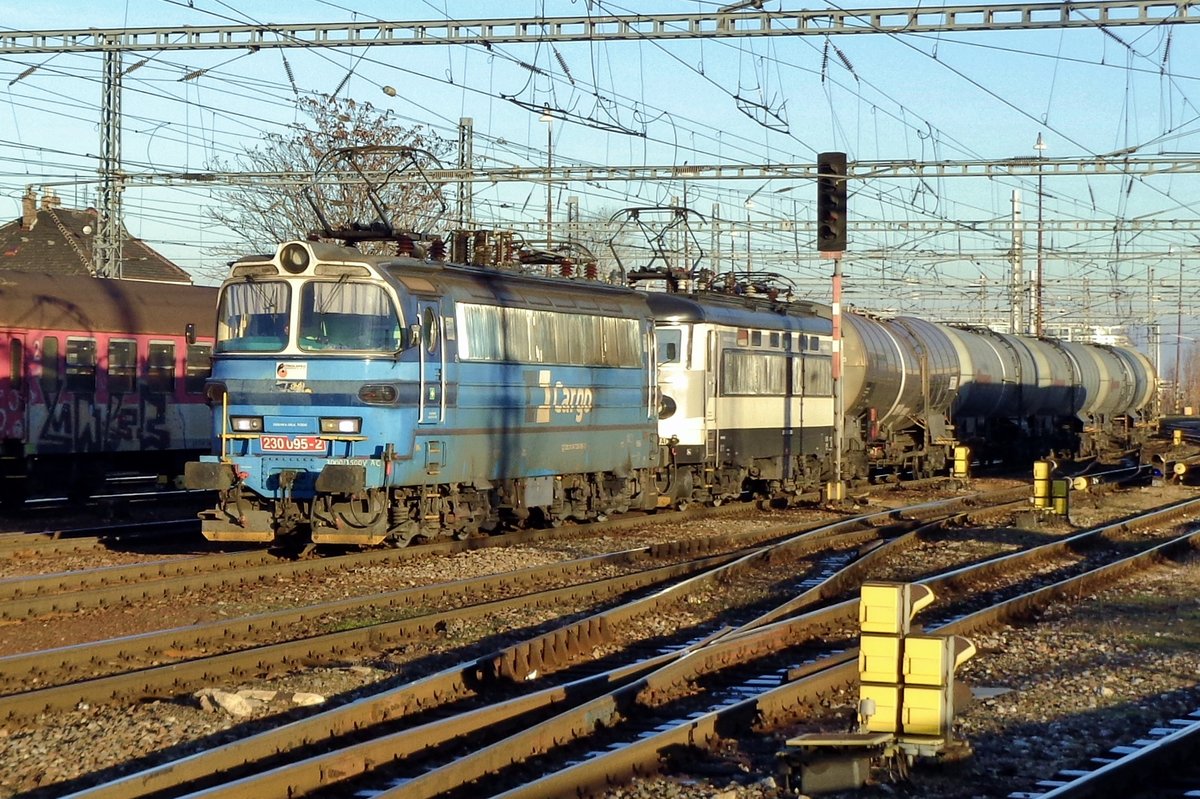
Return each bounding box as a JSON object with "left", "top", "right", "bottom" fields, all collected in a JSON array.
[{"left": 0, "top": 187, "right": 193, "bottom": 284}]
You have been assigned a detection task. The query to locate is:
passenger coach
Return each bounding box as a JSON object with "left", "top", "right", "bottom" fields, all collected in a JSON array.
[
  {"left": 0, "top": 272, "right": 215, "bottom": 502},
  {"left": 185, "top": 240, "right": 661, "bottom": 546}
]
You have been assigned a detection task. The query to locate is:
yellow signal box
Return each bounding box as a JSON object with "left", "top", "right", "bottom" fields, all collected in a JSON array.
[
  {"left": 858, "top": 582, "right": 935, "bottom": 635},
  {"left": 859, "top": 634, "right": 902, "bottom": 684},
  {"left": 780, "top": 582, "right": 975, "bottom": 794},
  {"left": 899, "top": 634, "right": 977, "bottom": 739}
]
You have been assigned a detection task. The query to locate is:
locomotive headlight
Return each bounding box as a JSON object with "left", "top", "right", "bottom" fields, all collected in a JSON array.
[
  {"left": 229, "top": 416, "right": 263, "bottom": 432},
  {"left": 658, "top": 395, "right": 678, "bottom": 420},
  {"left": 358, "top": 384, "right": 398, "bottom": 404},
  {"left": 280, "top": 243, "right": 311, "bottom": 274},
  {"left": 320, "top": 417, "right": 362, "bottom": 434}
]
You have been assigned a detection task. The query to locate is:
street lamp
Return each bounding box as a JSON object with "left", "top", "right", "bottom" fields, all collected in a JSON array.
[
  {"left": 540, "top": 106, "right": 554, "bottom": 256},
  {"left": 1034, "top": 132, "right": 1047, "bottom": 336}
]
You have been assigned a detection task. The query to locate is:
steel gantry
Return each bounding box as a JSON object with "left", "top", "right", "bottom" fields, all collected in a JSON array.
[
  {"left": 2, "top": 2, "right": 1198, "bottom": 53},
  {"left": 4, "top": 1, "right": 1199, "bottom": 276}
]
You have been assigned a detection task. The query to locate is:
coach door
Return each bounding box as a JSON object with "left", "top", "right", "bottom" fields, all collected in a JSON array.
[
  {"left": 417, "top": 301, "right": 444, "bottom": 425},
  {"left": 0, "top": 334, "right": 26, "bottom": 442}
]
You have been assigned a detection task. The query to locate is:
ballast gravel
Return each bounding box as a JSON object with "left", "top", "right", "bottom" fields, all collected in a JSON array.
[{"left": 0, "top": 480, "right": 1196, "bottom": 799}]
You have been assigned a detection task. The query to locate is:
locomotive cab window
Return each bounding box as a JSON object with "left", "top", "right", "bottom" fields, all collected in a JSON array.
[
  {"left": 185, "top": 344, "right": 211, "bottom": 394},
  {"left": 657, "top": 329, "right": 682, "bottom": 365},
  {"left": 216, "top": 280, "right": 290, "bottom": 353},
  {"left": 147, "top": 342, "right": 176, "bottom": 393},
  {"left": 108, "top": 339, "right": 137, "bottom": 394},
  {"left": 298, "top": 280, "right": 402, "bottom": 353},
  {"left": 65, "top": 338, "right": 97, "bottom": 393}
]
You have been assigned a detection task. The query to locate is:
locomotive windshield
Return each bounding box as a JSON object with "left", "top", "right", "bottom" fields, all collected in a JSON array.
[
  {"left": 215, "top": 280, "right": 290, "bottom": 353},
  {"left": 297, "top": 280, "right": 402, "bottom": 352}
]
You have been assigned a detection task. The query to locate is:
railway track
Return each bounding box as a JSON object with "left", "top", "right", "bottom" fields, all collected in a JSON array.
[
  {"left": 0, "top": 489, "right": 1019, "bottom": 721},
  {"left": 1008, "top": 709, "right": 1200, "bottom": 798},
  {"left": 56, "top": 486, "right": 1194, "bottom": 799}
]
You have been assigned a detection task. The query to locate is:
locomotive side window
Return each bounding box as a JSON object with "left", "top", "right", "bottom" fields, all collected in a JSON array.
[
  {"left": 147, "top": 342, "right": 176, "bottom": 393},
  {"left": 40, "top": 336, "right": 59, "bottom": 394},
  {"left": 721, "top": 351, "right": 786, "bottom": 396},
  {"left": 457, "top": 303, "right": 642, "bottom": 367},
  {"left": 65, "top": 338, "right": 97, "bottom": 393},
  {"left": 216, "top": 281, "right": 290, "bottom": 353},
  {"left": 108, "top": 339, "right": 137, "bottom": 394},
  {"left": 185, "top": 344, "right": 212, "bottom": 394},
  {"left": 796, "top": 355, "right": 833, "bottom": 396},
  {"left": 298, "top": 281, "right": 401, "bottom": 352}
]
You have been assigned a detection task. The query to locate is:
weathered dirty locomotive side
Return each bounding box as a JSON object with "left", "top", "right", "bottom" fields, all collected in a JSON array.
[
  {"left": 648, "top": 290, "right": 837, "bottom": 507},
  {"left": 185, "top": 240, "right": 660, "bottom": 546},
  {"left": 0, "top": 271, "right": 216, "bottom": 503}
]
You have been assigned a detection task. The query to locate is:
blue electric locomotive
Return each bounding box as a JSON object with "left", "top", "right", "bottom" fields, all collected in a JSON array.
[{"left": 184, "top": 240, "right": 660, "bottom": 545}]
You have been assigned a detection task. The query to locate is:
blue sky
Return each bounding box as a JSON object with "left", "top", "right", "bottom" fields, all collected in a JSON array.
[{"left": 3, "top": 1, "right": 1200, "bottom": 357}]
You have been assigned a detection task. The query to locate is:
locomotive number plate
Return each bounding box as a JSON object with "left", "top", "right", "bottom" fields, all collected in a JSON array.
[{"left": 259, "top": 435, "right": 326, "bottom": 453}]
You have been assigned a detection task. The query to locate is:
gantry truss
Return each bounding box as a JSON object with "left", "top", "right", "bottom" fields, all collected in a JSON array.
[{"left": 2, "top": 1, "right": 1197, "bottom": 54}]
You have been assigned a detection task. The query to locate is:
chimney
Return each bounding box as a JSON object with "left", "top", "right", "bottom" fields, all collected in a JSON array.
[
  {"left": 40, "top": 188, "right": 61, "bottom": 210},
  {"left": 21, "top": 187, "right": 37, "bottom": 230}
]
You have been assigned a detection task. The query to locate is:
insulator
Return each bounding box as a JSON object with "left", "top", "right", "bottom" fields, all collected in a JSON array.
[
  {"left": 282, "top": 55, "right": 298, "bottom": 95},
  {"left": 554, "top": 47, "right": 575, "bottom": 85},
  {"left": 429, "top": 238, "right": 447, "bottom": 261},
  {"left": 585, "top": 262, "right": 598, "bottom": 280},
  {"left": 560, "top": 260, "right": 573, "bottom": 278}
]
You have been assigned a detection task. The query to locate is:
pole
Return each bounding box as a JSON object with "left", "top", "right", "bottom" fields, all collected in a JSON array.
[
  {"left": 1176, "top": 256, "right": 1184, "bottom": 412},
  {"left": 545, "top": 118, "right": 553, "bottom": 253},
  {"left": 831, "top": 255, "right": 844, "bottom": 502},
  {"left": 1034, "top": 133, "right": 1047, "bottom": 336},
  {"left": 1010, "top": 189, "right": 1024, "bottom": 335}
]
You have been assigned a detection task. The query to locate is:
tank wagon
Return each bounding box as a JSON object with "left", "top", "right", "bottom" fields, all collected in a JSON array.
[
  {"left": 184, "top": 240, "right": 660, "bottom": 545},
  {"left": 841, "top": 314, "right": 1156, "bottom": 478},
  {"left": 0, "top": 271, "right": 216, "bottom": 503}
]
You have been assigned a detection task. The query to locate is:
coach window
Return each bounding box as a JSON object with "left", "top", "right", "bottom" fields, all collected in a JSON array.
[
  {"left": 108, "top": 340, "right": 137, "bottom": 394},
  {"left": 65, "top": 338, "right": 97, "bottom": 393},
  {"left": 185, "top": 344, "right": 211, "bottom": 394},
  {"left": 147, "top": 342, "right": 176, "bottom": 393},
  {"left": 8, "top": 339, "right": 22, "bottom": 391},
  {"left": 216, "top": 281, "right": 290, "bottom": 353},
  {"left": 40, "top": 337, "right": 59, "bottom": 394}
]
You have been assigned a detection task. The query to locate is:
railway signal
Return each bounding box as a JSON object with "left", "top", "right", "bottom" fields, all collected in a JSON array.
[{"left": 816, "top": 151, "right": 848, "bottom": 254}]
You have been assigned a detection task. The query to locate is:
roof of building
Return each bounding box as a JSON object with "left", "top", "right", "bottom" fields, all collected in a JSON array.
[{"left": 0, "top": 192, "right": 193, "bottom": 284}]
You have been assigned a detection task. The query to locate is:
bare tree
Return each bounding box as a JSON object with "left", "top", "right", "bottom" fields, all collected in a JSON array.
[{"left": 204, "top": 95, "right": 452, "bottom": 275}]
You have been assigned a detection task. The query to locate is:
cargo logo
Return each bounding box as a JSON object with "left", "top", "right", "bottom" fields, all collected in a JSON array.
[{"left": 525, "top": 369, "right": 594, "bottom": 423}]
